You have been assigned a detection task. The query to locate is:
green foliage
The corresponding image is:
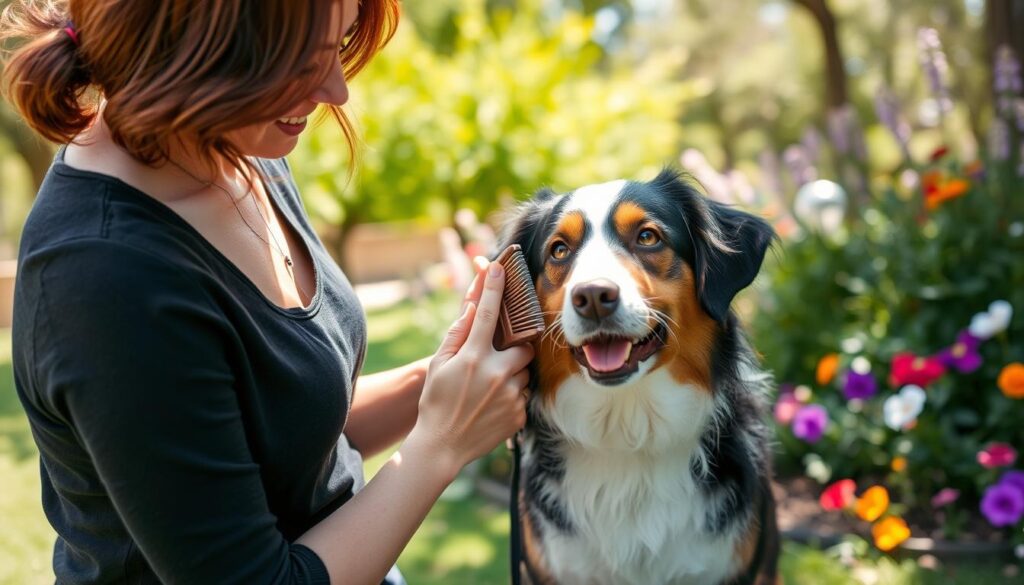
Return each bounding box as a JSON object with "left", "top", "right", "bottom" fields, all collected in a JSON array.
[
  {"left": 289, "top": 0, "right": 695, "bottom": 237},
  {"left": 752, "top": 146, "right": 1024, "bottom": 535}
]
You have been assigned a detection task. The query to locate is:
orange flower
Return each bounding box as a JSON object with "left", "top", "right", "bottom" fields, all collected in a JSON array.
[
  {"left": 872, "top": 516, "right": 911, "bottom": 552},
  {"left": 998, "top": 363, "right": 1024, "bottom": 399},
  {"left": 891, "top": 457, "right": 907, "bottom": 473},
  {"left": 925, "top": 178, "right": 970, "bottom": 210},
  {"left": 816, "top": 354, "right": 840, "bottom": 386},
  {"left": 855, "top": 486, "right": 890, "bottom": 522}
]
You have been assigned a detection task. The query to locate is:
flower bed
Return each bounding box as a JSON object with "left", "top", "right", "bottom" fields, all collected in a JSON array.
[{"left": 752, "top": 39, "right": 1024, "bottom": 560}]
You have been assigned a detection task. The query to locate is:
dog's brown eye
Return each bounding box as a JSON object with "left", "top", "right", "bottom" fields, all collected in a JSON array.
[
  {"left": 550, "top": 241, "right": 570, "bottom": 260},
  {"left": 637, "top": 229, "right": 660, "bottom": 247}
]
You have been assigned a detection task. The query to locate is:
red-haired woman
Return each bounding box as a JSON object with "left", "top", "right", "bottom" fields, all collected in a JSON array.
[{"left": 1, "top": 1, "right": 533, "bottom": 583}]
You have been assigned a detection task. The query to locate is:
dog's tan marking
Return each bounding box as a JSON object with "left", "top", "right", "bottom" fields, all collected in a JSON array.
[
  {"left": 661, "top": 263, "right": 717, "bottom": 391},
  {"left": 535, "top": 285, "right": 576, "bottom": 405},
  {"left": 612, "top": 201, "right": 646, "bottom": 235},
  {"left": 520, "top": 501, "right": 558, "bottom": 585},
  {"left": 556, "top": 210, "right": 586, "bottom": 246},
  {"left": 622, "top": 257, "right": 715, "bottom": 392}
]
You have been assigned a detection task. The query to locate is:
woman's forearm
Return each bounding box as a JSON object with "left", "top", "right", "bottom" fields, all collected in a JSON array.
[
  {"left": 296, "top": 426, "right": 459, "bottom": 585},
  {"left": 345, "top": 357, "right": 431, "bottom": 457}
]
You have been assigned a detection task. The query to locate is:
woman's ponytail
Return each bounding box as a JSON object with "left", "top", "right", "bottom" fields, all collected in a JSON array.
[{"left": 1, "top": 1, "right": 94, "bottom": 144}]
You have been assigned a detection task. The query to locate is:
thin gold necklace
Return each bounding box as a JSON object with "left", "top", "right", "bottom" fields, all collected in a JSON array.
[{"left": 167, "top": 157, "right": 311, "bottom": 305}]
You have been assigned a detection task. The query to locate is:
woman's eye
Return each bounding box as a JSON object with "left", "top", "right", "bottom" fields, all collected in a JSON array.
[
  {"left": 550, "top": 242, "right": 570, "bottom": 260},
  {"left": 637, "top": 229, "right": 660, "bottom": 247}
]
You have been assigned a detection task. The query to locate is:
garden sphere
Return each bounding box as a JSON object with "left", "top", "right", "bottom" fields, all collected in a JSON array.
[{"left": 794, "top": 179, "right": 847, "bottom": 234}]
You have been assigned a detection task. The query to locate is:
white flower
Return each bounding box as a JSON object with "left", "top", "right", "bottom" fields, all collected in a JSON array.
[
  {"left": 884, "top": 385, "right": 926, "bottom": 431},
  {"left": 969, "top": 300, "right": 1013, "bottom": 340}
]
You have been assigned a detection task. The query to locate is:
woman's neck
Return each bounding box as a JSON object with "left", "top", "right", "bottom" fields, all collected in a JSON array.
[{"left": 66, "top": 105, "right": 247, "bottom": 204}]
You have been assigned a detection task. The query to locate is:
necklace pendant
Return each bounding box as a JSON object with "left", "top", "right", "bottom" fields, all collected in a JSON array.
[{"left": 285, "top": 256, "right": 294, "bottom": 267}]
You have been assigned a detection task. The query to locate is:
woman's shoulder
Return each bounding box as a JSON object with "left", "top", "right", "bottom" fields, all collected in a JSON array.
[{"left": 20, "top": 153, "right": 223, "bottom": 289}]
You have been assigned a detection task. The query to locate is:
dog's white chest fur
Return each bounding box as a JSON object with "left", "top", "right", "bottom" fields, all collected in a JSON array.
[{"left": 534, "top": 369, "right": 740, "bottom": 585}]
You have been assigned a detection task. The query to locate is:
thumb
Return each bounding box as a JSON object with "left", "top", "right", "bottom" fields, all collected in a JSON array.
[
  {"left": 435, "top": 302, "right": 476, "bottom": 363},
  {"left": 466, "top": 261, "right": 506, "bottom": 348}
]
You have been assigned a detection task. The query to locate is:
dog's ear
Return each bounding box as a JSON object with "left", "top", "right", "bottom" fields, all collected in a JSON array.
[
  {"left": 696, "top": 200, "right": 775, "bottom": 323},
  {"left": 652, "top": 169, "right": 775, "bottom": 324},
  {"left": 496, "top": 188, "right": 561, "bottom": 274}
]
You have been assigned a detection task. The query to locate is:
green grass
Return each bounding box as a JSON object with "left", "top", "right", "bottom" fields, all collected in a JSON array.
[{"left": 1, "top": 292, "right": 1020, "bottom": 584}]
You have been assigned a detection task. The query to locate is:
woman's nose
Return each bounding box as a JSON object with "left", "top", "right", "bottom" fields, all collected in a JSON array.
[{"left": 311, "top": 61, "right": 349, "bottom": 107}]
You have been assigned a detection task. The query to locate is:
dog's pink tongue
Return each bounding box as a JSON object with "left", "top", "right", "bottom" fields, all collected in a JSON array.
[{"left": 582, "top": 339, "right": 631, "bottom": 372}]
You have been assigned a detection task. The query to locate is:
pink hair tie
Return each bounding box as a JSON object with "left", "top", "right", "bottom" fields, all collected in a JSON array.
[{"left": 63, "top": 21, "right": 79, "bottom": 46}]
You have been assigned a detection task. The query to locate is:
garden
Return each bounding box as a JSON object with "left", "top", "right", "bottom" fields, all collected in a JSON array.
[{"left": 2, "top": 0, "right": 1023, "bottom": 583}]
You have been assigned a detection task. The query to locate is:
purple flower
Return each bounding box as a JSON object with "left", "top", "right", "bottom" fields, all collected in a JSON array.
[
  {"left": 935, "top": 331, "right": 982, "bottom": 373},
  {"left": 994, "top": 45, "right": 1022, "bottom": 98},
  {"left": 917, "top": 28, "right": 952, "bottom": 113},
  {"left": 843, "top": 371, "right": 878, "bottom": 400},
  {"left": 874, "top": 87, "right": 911, "bottom": 155},
  {"left": 931, "top": 488, "right": 960, "bottom": 508},
  {"left": 980, "top": 482, "right": 1024, "bottom": 527},
  {"left": 792, "top": 404, "right": 829, "bottom": 443},
  {"left": 1000, "top": 470, "right": 1024, "bottom": 495},
  {"left": 783, "top": 144, "right": 816, "bottom": 187}
]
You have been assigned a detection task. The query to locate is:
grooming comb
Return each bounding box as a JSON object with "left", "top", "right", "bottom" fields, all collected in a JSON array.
[{"left": 493, "top": 244, "right": 546, "bottom": 351}]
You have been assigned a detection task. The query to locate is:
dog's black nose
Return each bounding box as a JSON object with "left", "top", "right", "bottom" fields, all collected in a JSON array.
[{"left": 571, "top": 279, "right": 620, "bottom": 321}]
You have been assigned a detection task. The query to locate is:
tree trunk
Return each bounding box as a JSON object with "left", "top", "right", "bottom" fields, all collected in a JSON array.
[
  {"left": 986, "top": 0, "right": 1024, "bottom": 97},
  {"left": 793, "top": 0, "right": 848, "bottom": 110}
]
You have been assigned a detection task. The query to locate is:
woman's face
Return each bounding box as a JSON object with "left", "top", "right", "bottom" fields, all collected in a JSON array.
[{"left": 226, "top": 0, "right": 358, "bottom": 159}]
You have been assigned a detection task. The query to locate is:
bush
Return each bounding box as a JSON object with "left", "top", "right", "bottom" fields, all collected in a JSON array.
[{"left": 751, "top": 47, "right": 1024, "bottom": 549}]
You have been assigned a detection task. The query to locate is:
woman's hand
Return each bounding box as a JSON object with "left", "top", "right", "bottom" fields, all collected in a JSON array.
[{"left": 409, "top": 259, "right": 534, "bottom": 476}]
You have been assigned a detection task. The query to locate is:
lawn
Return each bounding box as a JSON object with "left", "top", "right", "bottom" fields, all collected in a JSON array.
[{"left": 0, "top": 291, "right": 1018, "bottom": 584}]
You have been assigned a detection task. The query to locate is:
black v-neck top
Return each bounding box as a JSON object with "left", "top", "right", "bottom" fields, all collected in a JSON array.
[{"left": 11, "top": 146, "right": 397, "bottom": 584}]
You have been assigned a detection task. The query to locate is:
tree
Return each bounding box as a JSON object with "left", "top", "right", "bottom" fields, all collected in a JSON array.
[{"left": 289, "top": 0, "right": 695, "bottom": 264}]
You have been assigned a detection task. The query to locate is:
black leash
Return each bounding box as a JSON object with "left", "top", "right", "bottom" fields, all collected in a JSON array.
[{"left": 509, "top": 431, "right": 524, "bottom": 585}]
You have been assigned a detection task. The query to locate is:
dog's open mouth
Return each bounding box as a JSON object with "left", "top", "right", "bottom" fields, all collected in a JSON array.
[{"left": 571, "top": 322, "right": 667, "bottom": 384}]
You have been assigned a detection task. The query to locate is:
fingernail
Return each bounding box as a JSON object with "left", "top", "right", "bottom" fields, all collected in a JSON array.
[{"left": 489, "top": 262, "right": 503, "bottom": 278}]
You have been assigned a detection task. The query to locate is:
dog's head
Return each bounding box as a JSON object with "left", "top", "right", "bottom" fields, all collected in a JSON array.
[{"left": 500, "top": 169, "right": 775, "bottom": 396}]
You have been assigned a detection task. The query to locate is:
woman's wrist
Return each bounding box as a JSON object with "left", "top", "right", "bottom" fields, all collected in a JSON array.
[{"left": 400, "top": 423, "right": 464, "bottom": 486}]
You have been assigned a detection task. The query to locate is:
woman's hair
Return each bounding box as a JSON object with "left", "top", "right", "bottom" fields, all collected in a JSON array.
[{"left": 0, "top": 0, "right": 399, "bottom": 173}]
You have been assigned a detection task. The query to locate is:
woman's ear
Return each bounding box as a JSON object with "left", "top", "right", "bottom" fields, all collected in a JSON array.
[{"left": 692, "top": 200, "right": 776, "bottom": 324}]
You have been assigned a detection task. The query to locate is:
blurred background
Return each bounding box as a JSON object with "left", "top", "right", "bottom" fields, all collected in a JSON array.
[{"left": 2, "top": 0, "right": 1024, "bottom": 583}]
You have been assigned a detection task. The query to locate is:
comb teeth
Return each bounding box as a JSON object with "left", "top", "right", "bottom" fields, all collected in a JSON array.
[{"left": 493, "top": 244, "right": 546, "bottom": 351}]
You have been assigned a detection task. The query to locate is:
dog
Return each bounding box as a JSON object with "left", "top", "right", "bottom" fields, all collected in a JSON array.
[{"left": 499, "top": 169, "right": 781, "bottom": 585}]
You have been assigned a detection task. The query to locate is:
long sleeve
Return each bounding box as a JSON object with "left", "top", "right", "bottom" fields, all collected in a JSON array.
[{"left": 25, "top": 238, "right": 330, "bottom": 585}]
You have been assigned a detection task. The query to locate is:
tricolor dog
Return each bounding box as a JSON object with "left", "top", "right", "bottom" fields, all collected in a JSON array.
[{"left": 500, "top": 169, "right": 781, "bottom": 585}]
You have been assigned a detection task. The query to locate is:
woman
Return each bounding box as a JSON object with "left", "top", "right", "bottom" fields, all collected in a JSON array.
[{"left": 1, "top": 1, "right": 533, "bottom": 584}]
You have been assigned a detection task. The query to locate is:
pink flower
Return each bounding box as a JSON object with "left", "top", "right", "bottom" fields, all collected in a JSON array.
[
  {"left": 774, "top": 391, "right": 800, "bottom": 425},
  {"left": 792, "top": 404, "right": 829, "bottom": 443},
  {"left": 931, "top": 488, "right": 960, "bottom": 508},
  {"left": 978, "top": 443, "right": 1018, "bottom": 469}
]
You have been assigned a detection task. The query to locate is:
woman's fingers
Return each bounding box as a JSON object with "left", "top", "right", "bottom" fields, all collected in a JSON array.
[
  {"left": 434, "top": 302, "right": 476, "bottom": 363},
  {"left": 501, "top": 344, "right": 535, "bottom": 374},
  {"left": 465, "top": 262, "right": 506, "bottom": 348},
  {"left": 460, "top": 256, "right": 489, "bottom": 313}
]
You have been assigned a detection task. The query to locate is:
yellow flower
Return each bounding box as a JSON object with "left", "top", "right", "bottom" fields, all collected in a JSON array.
[
  {"left": 816, "top": 353, "right": 840, "bottom": 386},
  {"left": 891, "top": 457, "right": 907, "bottom": 473},
  {"left": 872, "top": 516, "right": 911, "bottom": 552},
  {"left": 855, "top": 486, "right": 890, "bottom": 522},
  {"left": 998, "top": 363, "right": 1024, "bottom": 399}
]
